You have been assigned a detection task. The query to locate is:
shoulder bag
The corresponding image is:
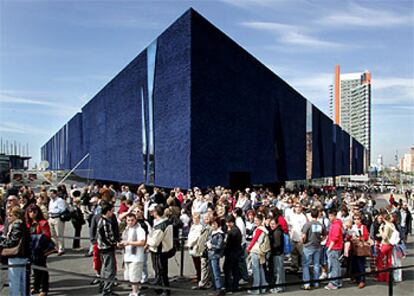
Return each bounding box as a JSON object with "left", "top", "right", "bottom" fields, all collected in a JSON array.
[
  {"left": 351, "top": 238, "right": 371, "bottom": 257},
  {"left": 1, "top": 238, "right": 23, "bottom": 257}
]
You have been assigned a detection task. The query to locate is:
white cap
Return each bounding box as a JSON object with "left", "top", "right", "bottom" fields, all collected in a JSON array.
[{"left": 148, "top": 203, "right": 158, "bottom": 212}]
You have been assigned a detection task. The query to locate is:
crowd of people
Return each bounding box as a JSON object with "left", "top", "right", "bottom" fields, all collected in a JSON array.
[{"left": 0, "top": 183, "right": 412, "bottom": 296}]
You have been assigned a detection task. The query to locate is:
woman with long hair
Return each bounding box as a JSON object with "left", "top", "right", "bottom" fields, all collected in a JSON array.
[
  {"left": 391, "top": 213, "right": 403, "bottom": 282},
  {"left": 350, "top": 214, "right": 369, "bottom": 289},
  {"left": 0, "top": 206, "right": 31, "bottom": 296},
  {"left": 377, "top": 214, "right": 395, "bottom": 282},
  {"left": 247, "top": 214, "right": 269, "bottom": 294},
  {"left": 25, "top": 204, "right": 52, "bottom": 296},
  {"left": 245, "top": 210, "right": 256, "bottom": 242}
]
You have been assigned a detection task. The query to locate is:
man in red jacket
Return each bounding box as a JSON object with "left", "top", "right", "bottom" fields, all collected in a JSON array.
[{"left": 325, "top": 209, "right": 343, "bottom": 290}]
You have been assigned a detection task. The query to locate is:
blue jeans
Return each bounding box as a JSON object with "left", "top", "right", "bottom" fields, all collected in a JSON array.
[
  {"left": 272, "top": 255, "right": 285, "bottom": 291},
  {"left": 321, "top": 246, "right": 328, "bottom": 266},
  {"left": 209, "top": 257, "right": 222, "bottom": 291},
  {"left": 251, "top": 253, "right": 268, "bottom": 292},
  {"left": 302, "top": 246, "right": 321, "bottom": 287},
  {"left": 8, "top": 257, "right": 29, "bottom": 296},
  {"left": 327, "top": 249, "right": 342, "bottom": 287}
]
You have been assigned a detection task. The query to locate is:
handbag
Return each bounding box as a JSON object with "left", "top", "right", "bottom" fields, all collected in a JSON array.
[
  {"left": 1, "top": 238, "right": 22, "bottom": 257},
  {"left": 352, "top": 238, "right": 371, "bottom": 257},
  {"left": 59, "top": 209, "right": 72, "bottom": 222}
]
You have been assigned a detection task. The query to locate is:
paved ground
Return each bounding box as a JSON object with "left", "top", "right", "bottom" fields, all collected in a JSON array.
[{"left": 2, "top": 193, "right": 413, "bottom": 295}]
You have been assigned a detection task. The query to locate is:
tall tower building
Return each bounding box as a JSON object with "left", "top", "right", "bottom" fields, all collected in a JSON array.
[{"left": 329, "top": 65, "right": 371, "bottom": 169}]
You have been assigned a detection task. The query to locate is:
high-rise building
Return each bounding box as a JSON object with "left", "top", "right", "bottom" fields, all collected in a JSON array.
[
  {"left": 329, "top": 65, "right": 371, "bottom": 169},
  {"left": 376, "top": 154, "right": 384, "bottom": 171},
  {"left": 400, "top": 147, "right": 414, "bottom": 173}
]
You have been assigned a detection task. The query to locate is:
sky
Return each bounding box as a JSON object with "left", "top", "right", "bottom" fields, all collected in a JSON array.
[{"left": 0, "top": 0, "right": 413, "bottom": 168}]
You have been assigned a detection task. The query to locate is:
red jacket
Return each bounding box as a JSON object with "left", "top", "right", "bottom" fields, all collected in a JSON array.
[
  {"left": 118, "top": 203, "right": 129, "bottom": 215},
  {"left": 247, "top": 227, "right": 264, "bottom": 252},
  {"left": 278, "top": 216, "right": 289, "bottom": 234},
  {"left": 27, "top": 219, "right": 51, "bottom": 239},
  {"left": 177, "top": 192, "right": 183, "bottom": 204},
  {"left": 326, "top": 219, "right": 343, "bottom": 250}
]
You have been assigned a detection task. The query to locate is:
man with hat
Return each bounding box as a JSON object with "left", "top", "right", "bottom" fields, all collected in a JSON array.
[{"left": 147, "top": 203, "right": 158, "bottom": 227}]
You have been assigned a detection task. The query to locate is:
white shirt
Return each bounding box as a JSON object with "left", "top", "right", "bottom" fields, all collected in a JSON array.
[
  {"left": 250, "top": 192, "right": 257, "bottom": 205},
  {"left": 192, "top": 199, "right": 207, "bottom": 215},
  {"left": 123, "top": 224, "right": 146, "bottom": 263},
  {"left": 350, "top": 224, "right": 365, "bottom": 238},
  {"left": 235, "top": 217, "right": 247, "bottom": 245},
  {"left": 180, "top": 213, "right": 191, "bottom": 227},
  {"left": 48, "top": 197, "right": 66, "bottom": 216},
  {"left": 235, "top": 198, "right": 247, "bottom": 209},
  {"left": 284, "top": 207, "right": 294, "bottom": 223},
  {"left": 289, "top": 212, "right": 308, "bottom": 242}
]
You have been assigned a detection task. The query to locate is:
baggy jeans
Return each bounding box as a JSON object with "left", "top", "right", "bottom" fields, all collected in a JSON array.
[
  {"left": 302, "top": 246, "right": 321, "bottom": 287},
  {"left": 327, "top": 249, "right": 342, "bottom": 287}
]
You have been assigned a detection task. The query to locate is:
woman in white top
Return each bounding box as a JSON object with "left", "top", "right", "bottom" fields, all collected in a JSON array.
[{"left": 187, "top": 213, "right": 204, "bottom": 283}]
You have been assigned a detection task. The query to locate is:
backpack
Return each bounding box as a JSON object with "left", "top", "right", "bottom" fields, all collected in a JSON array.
[
  {"left": 258, "top": 233, "right": 271, "bottom": 255},
  {"left": 389, "top": 229, "right": 400, "bottom": 245}
]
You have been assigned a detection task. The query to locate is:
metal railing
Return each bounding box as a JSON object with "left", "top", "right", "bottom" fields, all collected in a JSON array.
[
  {"left": 1, "top": 260, "right": 413, "bottom": 295},
  {"left": 1, "top": 234, "right": 413, "bottom": 296}
]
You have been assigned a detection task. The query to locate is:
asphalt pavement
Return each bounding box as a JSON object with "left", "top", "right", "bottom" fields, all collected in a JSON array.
[{"left": 2, "top": 193, "right": 413, "bottom": 295}]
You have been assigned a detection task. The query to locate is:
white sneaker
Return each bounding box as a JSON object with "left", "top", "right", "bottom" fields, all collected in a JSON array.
[{"left": 319, "top": 272, "right": 327, "bottom": 279}]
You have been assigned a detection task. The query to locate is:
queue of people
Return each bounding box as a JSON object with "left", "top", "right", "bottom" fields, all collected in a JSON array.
[{"left": 0, "top": 183, "right": 412, "bottom": 296}]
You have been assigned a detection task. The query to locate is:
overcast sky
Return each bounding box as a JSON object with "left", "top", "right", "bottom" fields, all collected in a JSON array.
[{"left": 0, "top": 0, "right": 413, "bottom": 167}]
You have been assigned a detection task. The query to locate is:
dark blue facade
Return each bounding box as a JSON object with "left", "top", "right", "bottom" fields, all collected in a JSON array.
[
  {"left": 191, "top": 11, "right": 306, "bottom": 187},
  {"left": 342, "top": 131, "right": 351, "bottom": 176},
  {"left": 351, "top": 139, "right": 364, "bottom": 175},
  {"left": 41, "top": 8, "right": 364, "bottom": 188},
  {"left": 312, "top": 107, "right": 334, "bottom": 179}
]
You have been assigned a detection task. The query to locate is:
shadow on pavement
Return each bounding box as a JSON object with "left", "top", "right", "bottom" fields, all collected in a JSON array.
[
  {"left": 49, "top": 278, "right": 131, "bottom": 296},
  {"left": 402, "top": 269, "right": 414, "bottom": 280}
]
